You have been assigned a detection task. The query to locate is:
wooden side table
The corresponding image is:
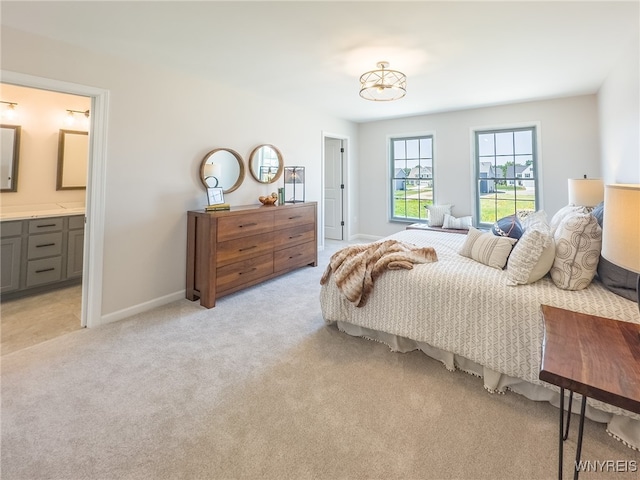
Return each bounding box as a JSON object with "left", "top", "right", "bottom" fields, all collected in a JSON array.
[{"left": 539, "top": 305, "right": 640, "bottom": 480}]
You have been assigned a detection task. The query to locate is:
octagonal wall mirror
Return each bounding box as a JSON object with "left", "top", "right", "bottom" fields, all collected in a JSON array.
[
  {"left": 248, "top": 144, "right": 283, "bottom": 184},
  {"left": 199, "top": 148, "right": 245, "bottom": 193}
]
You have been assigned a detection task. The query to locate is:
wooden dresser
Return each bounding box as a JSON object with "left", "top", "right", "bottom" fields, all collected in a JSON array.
[{"left": 186, "top": 202, "right": 317, "bottom": 308}]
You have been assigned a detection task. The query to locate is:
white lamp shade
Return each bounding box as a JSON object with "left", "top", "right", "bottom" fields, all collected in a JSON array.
[
  {"left": 204, "top": 163, "right": 221, "bottom": 179},
  {"left": 567, "top": 178, "right": 604, "bottom": 207},
  {"left": 601, "top": 184, "right": 640, "bottom": 274}
]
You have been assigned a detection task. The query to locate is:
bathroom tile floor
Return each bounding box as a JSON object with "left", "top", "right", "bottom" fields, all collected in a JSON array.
[{"left": 1, "top": 284, "right": 83, "bottom": 356}]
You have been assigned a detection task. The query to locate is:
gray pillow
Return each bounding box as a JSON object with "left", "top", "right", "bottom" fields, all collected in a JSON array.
[
  {"left": 592, "top": 201, "right": 604, "bottom": 228},
  {"left": 597, "top": 256, "right": 639, "bottom": 302}
]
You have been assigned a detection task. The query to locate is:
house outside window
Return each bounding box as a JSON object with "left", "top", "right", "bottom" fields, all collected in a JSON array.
[
  {"left": 474, "top": 127, "right": 538, "bottom": 227},
  {"left": 390, "top": 135, "right": 434, "bottom": 221}
]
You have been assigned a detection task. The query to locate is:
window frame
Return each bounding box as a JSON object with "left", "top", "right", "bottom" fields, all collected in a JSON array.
[
  {"left": 388, "top": 133, "right": 435, "bottom": 223},
  {"left": 472, "top": 125, "right": 540, "bottom": 228}
]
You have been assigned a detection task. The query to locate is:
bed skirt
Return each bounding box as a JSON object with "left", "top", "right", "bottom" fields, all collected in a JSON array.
[{"left": 332, "top": 320, "right": 640, "bottom": 451}]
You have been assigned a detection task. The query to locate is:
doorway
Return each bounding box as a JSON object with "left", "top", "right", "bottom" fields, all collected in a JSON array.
[
  {"left": 2, "top": 70, "right": 108, "bottom": 330},
  {"left": 0, "top": 84, "right": 90, "bottom": 353},
  {"left": 323, "top": 135, "right": 347, "bottom": 241}
]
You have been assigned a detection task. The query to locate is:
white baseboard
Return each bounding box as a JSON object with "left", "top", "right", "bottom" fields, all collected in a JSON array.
[
  {"left": 349, "top": 234, "right": 383, "bottom": 242},
  {"left": 96, "top": 290, "right": 186, "bottom": 327}
]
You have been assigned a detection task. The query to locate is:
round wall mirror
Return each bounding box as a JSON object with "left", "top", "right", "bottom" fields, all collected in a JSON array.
[
  {"left": 199, "top": 148, "right": 245, "bottom": 193},
  {"left": 248, "top": 144, "right": 283, "bottom": 184}
]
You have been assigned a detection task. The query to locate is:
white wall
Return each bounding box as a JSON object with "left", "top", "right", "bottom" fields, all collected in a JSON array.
[
  {"left": 0, "top": 84, "right": 89, "bottom": 207},
  {"left": 598, "top": 35, "right": 640, "bottom": 184},
  {"left": 1, "top": 27, "right": 357, "bottom": 322},
  {"left": 357, "top": 95, "right": 600, "bottom": 238}
]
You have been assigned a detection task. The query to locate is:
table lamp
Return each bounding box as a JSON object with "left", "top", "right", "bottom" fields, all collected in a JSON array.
[
  {"left": 568, "top": 175, "right": 604, "bottom": 207},
  {"left": 601, "top": 184, "right": 640, "bottom": 310}
]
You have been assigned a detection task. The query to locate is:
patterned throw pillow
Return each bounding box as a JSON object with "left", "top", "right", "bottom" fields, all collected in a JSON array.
[
  {"left": 442, "top": 213, "right": 472, "bottom": 230},
  {"left": 550, "top": 212, "right": 602, "bottom": 290},
  {"left": 492, "top": 214, "right": 523, "bottom": 239},
  {"left": 506, "top": 225, "right": 555, "bottom": 285},
  {"left": 459, "top": 227, "right": 517, "bottom": 269},
  {"left": 548, "top": 205, "right": 587, "bottom": 236},
  {"left": 426, "top": 204, "right": 453, "bottom": 227}
]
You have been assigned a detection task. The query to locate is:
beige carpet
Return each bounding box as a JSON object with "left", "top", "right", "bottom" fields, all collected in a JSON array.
[{"left": 1, "top": 241, "right": 638, "bottom": 479}]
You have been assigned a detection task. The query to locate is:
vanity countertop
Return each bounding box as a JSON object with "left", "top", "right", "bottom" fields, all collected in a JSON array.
[{"left": 0, "top": 203, "right": 85, "bottom": 222}]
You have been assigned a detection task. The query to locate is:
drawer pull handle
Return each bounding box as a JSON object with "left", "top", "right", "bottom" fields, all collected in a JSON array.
[
  {"left": 289, "top": 234, "right": 303, "bottom": 239},
  {"left": 239, "top": 246, "right": 257, "bottom": 252},
  {"left": 239, "top": 268, "right": 257, "bottom": 275},
  {"left": 36, "top": 224, "right": 57, "bottom": 228},
  {"left": 35, "top": 267, "right": 55, "bottom": 274},
  {"left": 289, "top": 253, "right": 302, "bottom": 259},
  {"left": 36, "top": 243, "right": 56, "bottom": 248},
  {"left": 288, "top": 215, "right": 302, "bottom": 220},
  {"left": 239, "top": 223, "right": 257, "bottom": 228}
]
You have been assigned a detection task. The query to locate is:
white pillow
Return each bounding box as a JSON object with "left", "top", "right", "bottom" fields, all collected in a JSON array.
[
  {"left": 426, "top": 204, "right": 453, "bottom": 227},
  {"left": 459, "top": 227, "right": 517, "bottom": 269},
  {"left": 442, "top": 213, "right": 472, "bottom": 230},
  {"left": 549, "top": 205, "right": 587, "bottom": 236},
  {"left": 550, "top": 212, "right": 602, "bottom": 290},
  {"left": 520, "top": 209, "right": 548, "bottom": 231},
  {"left": 507, "top": 226, "right": 555, "bottom": 285}
]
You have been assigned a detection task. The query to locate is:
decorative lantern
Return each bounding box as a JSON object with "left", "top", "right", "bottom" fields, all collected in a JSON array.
[{"left": 284, "top": 166, "right": 305, "bottom": 203}]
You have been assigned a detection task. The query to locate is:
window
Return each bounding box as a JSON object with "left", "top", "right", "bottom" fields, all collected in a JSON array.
[
  {"left": 475, "top": 127, "right": 538, "bottom": 227},
  {"left": 390, "top": 135, "right": 433, "bottom": 221}
]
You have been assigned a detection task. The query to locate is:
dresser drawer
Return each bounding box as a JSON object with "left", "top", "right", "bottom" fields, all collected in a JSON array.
[
  {"left": 274, "top": 223, "right": 315, "bottom": 250},
  {"left": 274, "top": 242, "right": 316, "bottom": 272},
  {"left": 274, "top": 205, "right": 315, "bottom": 229},
  {"left": 216, "top": 253, "right": 273, "bottom": 293},
  {"left": 1, "top": 221, "right": 23, "bottom": 238},
  {"left": 217, "top": 232, "right": 274, "bottom": 267},
  {"left": 27, "top": 232, "right": 63, "bottom": 259},
  {"left": 217, "top": 211, "right": 274, "bottom": 242},
  {"left": 26, "top": 256, "right": 62, "bottom": 286},
  {"left": 29, "top": 217, "right": 63, "bottom": 234}
]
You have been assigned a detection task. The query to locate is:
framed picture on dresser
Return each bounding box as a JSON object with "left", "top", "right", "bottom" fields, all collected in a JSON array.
[{"left": 207, "top": 187, "right": 224, "bottom": 205}]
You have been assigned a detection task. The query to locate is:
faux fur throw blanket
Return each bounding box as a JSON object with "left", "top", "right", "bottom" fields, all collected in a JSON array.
[{"left": 320, "top": 240, "right": 437, "bottom": 307}]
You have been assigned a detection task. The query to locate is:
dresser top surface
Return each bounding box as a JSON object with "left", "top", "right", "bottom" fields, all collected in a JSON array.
[{"left": 189, "top": 202, "right": 316, "bottom": 216}]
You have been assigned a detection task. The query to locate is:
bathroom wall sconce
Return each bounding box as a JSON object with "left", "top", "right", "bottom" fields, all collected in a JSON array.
[
  {"left": 65, "top": 109, "right": 90, "bottom": 126},
  {"left": 1, "top": 101, "right": 18, "bottom": 121}
]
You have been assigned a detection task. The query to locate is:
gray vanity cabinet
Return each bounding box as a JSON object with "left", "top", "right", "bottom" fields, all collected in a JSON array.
[
  {"left": 1, "top": 221, "right": 22, "bottom": 293},
  {"left": 66, "top": 216, "right": 85, "bottom": 279},
  {"left": 0, "top": 214, "right": 84, "bottom": 298}
]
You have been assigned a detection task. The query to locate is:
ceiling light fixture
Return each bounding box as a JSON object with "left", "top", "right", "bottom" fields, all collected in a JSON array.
[{"left": 359, "top": 61, "right": 407, "bottom": 102}]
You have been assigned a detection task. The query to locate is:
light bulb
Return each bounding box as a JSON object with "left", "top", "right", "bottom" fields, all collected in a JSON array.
[{"left": 3, "top": 104, "right": 17, "bottom": 120}]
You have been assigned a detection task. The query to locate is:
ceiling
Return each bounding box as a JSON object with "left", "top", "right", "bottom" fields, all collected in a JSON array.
[{"left": 2, "top": 1, "right": 638, "bottom": 123}]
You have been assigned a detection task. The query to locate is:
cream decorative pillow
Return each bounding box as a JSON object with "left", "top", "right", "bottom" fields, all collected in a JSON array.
[
  {"left": 507, "top": 226, "right": 555, "bottom": 285},
  {"left": 520, "top": 210, "right": 548, "bottom": 231},
  {"left": 442, "top": 213, "right": 472, "bottom": 230},
  {"left": 426, "top": 204, "right": 453, "bottom": 227},
  {"left": 459, "top": 227, "right": 517, "bottom": 269},
  {"left": 549, "top": 205, "right": 587, "bottom": 236},
  {"left": 550, "top": 212, "right": 602, "bottom": 290}
]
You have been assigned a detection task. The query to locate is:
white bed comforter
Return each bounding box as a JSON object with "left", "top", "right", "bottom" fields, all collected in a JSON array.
[{"left": 320, "top": 229, "right": 640, "bottom": 448}]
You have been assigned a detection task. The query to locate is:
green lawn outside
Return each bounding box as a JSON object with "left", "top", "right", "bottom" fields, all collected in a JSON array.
[{"left": 393, "top": 185, "right": 535, "bottom": 223}]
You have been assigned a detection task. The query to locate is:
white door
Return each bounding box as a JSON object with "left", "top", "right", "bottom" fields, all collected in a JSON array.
[{"left": 324, "top": 137, "right": 343, "bottom": 240}]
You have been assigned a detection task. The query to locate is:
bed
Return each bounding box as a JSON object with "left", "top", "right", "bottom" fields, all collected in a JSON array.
[{"left": 319, "top": 227, "right": 640, "bottom": 450}]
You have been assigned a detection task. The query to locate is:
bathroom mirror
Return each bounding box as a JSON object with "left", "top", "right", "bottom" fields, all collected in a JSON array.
[
  {"left": 1, "top": 125, "right": 21, "bottom": 192},
  {"left": 248, "top": 144, "right": 283, "bottom": 184},
  {"left": 199, "top": 148, "right": 245, "bottom": 193},
  {"left": 57, "top": 129, "right": 88, "bottom": 190}
]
